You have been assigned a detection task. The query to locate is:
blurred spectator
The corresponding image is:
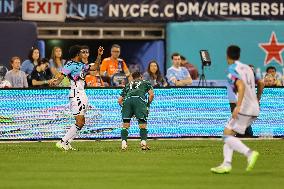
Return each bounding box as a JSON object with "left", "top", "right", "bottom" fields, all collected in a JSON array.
[
  {"left": 266, "top": 66, "right": 282, "bottom": 86},
  {"left": 166, "top": 53, "right": 192, "bottom": 86},
  {"left": 21, "top": 47, "right": 41, "bottom": 86},
  {"left": 264, "top": 74, "right": 278, "bottom": 87},
  {"left": 85, "top": 68, "right": 105, "bottom": 87},
  {"left": 5, "top": 56, "right": 28, "bottom": 88},
  {"left": 49, "top": 47, "right": 70, "bottom": 87},
  {"left": 0, "top": 65, "right": 11, "bottom": 88},
  {"left": 180, "top": 55, "right": 199, "bottom": 80},
  {"left": 31, "top": 58, "right": 53, "bottom": 88},
  {"left": 143, "top": 60, "right": 167, "bottom": 87},
  {"left": 100, "top": 44, "right": 130, "bottom": 86},
  {"left": 49, "top": 46, "right": 66, "bottom": 68},
  {"left": 128, "top": 63, "right": 142, "bottom": 73}
]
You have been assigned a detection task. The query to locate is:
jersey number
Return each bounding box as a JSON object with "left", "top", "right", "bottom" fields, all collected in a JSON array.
[{"left": 129, "top": 81, "right": 141, "bottom": 90}]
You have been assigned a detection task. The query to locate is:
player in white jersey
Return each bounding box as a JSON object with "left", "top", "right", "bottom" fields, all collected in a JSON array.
[
  {"left": 52, "top": 45, "right": 104, "bottom": 151},
  {"left": 211, "top": 45, "right": 264, "bottom": 174}
]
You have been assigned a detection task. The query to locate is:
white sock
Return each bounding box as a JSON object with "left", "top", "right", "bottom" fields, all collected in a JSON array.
[
  {"left": 222, "top": 143, "right": 233, "bottom": 167},
  {"left": 224, "top": 135, "right": 251, "bottom": 157},
  {"left": 62, "top": 125, "right": 80, "bottom": 143}
]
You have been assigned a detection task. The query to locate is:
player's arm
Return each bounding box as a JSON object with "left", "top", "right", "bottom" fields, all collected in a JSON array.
[
  {"left": 90, "top": 46, "right": 104, "bottom": 70},
  {"left": 118, "top": 96, "right": 124, "bottom": 106},
  {"left": 256, "top": 79, "right": 264, "bottom": 103},
  {"left": 147, "top": 89, "right": 154, "bottom": 107},
  {"left": 118, "top": 87, "right": 126, "bottom": 106},
  {"left": 232, "top": 79, "right": 245, "bottom": 119}
]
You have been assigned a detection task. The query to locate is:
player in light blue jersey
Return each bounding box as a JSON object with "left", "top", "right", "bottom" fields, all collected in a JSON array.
[
  {"left": 211, "top": 45, "right": 264, "bottom": 174},
  {"left": 52, "top": 45, "right": 104, "bottom": 151}
]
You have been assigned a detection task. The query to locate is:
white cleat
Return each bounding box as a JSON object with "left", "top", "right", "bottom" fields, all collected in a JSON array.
[
  {"left": 121, "top": 140, "right": 127, "bottom": 150},
  {"left": 56, "top": 141, "right": 69, "bottom": 151},
  {"left": 67, "top": 143, "right": 77, "bottom": 151},
  {"left": 141, "top": 140, "right": 150, "bottom": 150}
]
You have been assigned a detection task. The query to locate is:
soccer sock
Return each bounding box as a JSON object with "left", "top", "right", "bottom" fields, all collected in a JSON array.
[
  {"left": 121, "top": 128, "right": 129, "bottom": 141},
  {"left": 68, "top": 125, "right": 82, "bottom": 143},
  {"left": 224, "top": 135, "right": 251, "bottom": 157},
  {"left": 222, "top": 143, "right": 233, "bottom": 167},
  {"left": 140, "top": 128, "right": 148, "bottom": 141},
  {"left": 62, "top": 124, "right": 81, "bottom": 144}
]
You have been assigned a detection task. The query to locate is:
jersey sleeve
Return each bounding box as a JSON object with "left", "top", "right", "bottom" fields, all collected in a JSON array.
[
  {"left": 61, "top": 63, "right": 73, "bottom": 76},
  {"left": 145, "top": 80, "right": 153, "bottom": 91},
  {"left": 227, "top": 65, "right": 241, "bottom": 85}
]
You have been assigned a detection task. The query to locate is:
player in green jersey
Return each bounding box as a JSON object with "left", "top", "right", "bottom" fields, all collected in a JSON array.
[{"left": 118, "top": 71, "right": 154, "bottom": 150}]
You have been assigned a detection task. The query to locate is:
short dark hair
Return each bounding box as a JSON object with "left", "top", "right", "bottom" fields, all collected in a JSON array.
[
  {"left": 227, "top": 45, "right": 240, "bottom": 60},
  {"left": 38, "top": 58, "right": 49, "bottom": 66},
  {"left": 81, "top": 45, "right": 89, "bottom": 50},
  {"left": 69, "top": 45, "right": 82, "bottom": 59},
  {"left": 111, "top": 44, "right": 121, "bottom": 49},
  {"left": 132, "top": 71, "right": 142, "bottom": 80},
  {"left": 266, "top": 66, "right": 276, "bottom": 73},
  {"left": 171, "top": 52, "right": 180, "bottom": 59},
  {"left": 28, "top": 47, "right": 41, "bottom": 62},
  {"left": 180, "top": 55, "right": 186, "bottom": 61}
]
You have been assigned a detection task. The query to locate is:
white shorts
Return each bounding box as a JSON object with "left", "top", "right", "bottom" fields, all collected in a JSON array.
[
  {"left": 70, "top": 94, "right": 88, "bottom": 116},
  {"left": 225, "top": 114, "right": 257, "bottom": 134}
]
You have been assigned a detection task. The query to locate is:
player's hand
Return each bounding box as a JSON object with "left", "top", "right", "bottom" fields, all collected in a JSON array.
[
  {"left": 49, "top": 78, "right": 58, "bottom": 86},
  {"left": 232, "top": 105, "right": 240, "bottom": 119},
  {"left": 98, "top": 46, "right": 104, "bottom": 56}
]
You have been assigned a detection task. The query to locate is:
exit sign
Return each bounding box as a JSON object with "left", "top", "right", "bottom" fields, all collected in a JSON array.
[{"left": 22, "top": 0, "right": 67, "bottom": 22}]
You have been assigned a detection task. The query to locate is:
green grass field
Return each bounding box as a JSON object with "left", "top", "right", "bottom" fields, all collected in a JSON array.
[{"left": 0, "top": 140, "right": 283, "bottom": 189}]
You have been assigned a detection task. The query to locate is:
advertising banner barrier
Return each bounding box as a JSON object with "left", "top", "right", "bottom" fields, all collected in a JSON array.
[{"left": 0, "top": 87, "right": 283, "bottom": 140}]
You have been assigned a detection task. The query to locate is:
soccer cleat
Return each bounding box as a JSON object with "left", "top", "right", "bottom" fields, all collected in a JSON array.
[
  {"left": 56, "top": 141, "right": 69, "bottom": 151},
  {"left": 67, "top": 143, "right": 77, "bottom": 151},
  {"left": 141, "top": 140, "right": 150, "bottom": 150},
  {"left": 121, "top": 140, "right": 127, "bottom": 150},
  {"left": 246, "top": 151, "right": 259, "bottom": 172},
  {"left": 211, "top": 165, "right": 232, "bottom": 174}
]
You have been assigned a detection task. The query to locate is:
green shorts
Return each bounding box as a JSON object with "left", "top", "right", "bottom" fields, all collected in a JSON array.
[{"left": 121, "top": 97, "right": 148, "bottom": 121}]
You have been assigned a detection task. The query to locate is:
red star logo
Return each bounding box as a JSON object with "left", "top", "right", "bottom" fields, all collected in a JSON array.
[{"left": 259, "top": 32, "right": 284, "bottom": 65}]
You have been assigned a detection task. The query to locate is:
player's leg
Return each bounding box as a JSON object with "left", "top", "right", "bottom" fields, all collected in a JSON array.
[
  {"left": 138, "top": 120, "right": 150, "bottom": 150},
  {"left": 134, "top": 99, "right": 150, "bottom": 150},
  {"left": 56, "top": 96, "right": 87, "bottom": 151},
  {"left": 211, "top": 126, "right": 234, "bottom": 174},
  {"left": 211, "top": 116, "right": 259, "bottom": 173},
  {"left": 121, "top": 99, "right": 133, "bottom": 150},
  {"left": 121, "top": 120, "right": 130, "bottom": 150}
]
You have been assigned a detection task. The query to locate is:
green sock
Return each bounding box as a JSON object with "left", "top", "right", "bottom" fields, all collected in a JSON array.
[
  {"left": 121, "top": 128, "right": 129, "bottom": 141},
  {"left": 140, "top": 128, "right": 148, "bottom": 141}
]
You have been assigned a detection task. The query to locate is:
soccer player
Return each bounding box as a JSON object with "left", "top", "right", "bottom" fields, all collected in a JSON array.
[
  {"left": 52, "top": 45, "right": 104, "bottom": 151},
  {"left": 118, "top": 72, "right": 154, "bottom": 150},
  {"left": 211, "top": 45, "right": 264, "bottom": 174}
]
